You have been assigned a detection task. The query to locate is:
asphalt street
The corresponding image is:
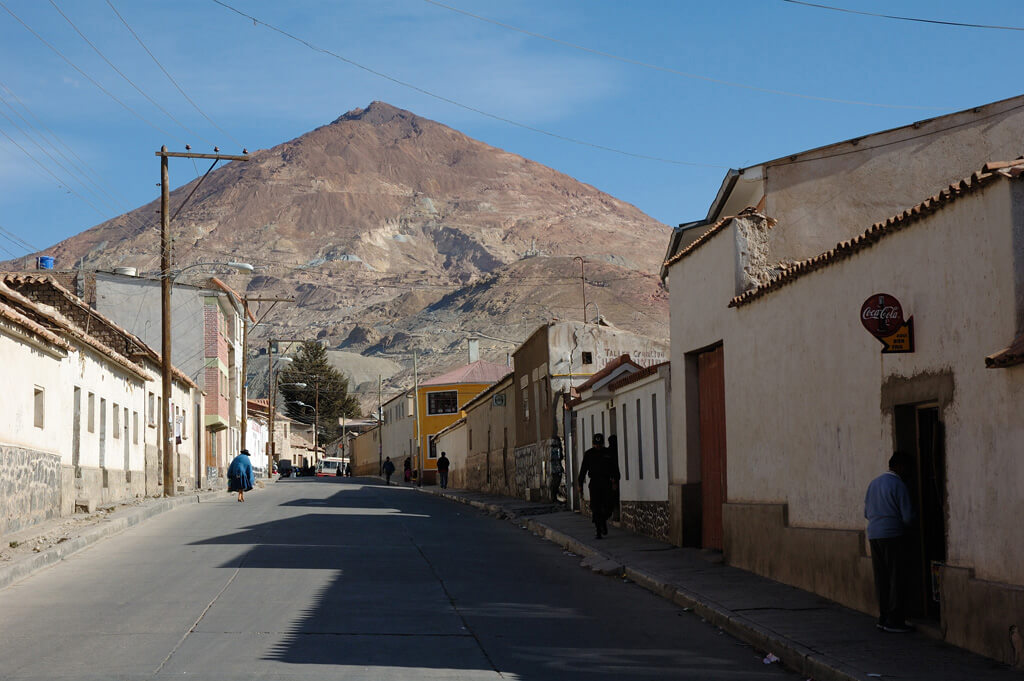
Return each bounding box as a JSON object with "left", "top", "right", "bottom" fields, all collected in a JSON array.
[{"left": 0, "top": 478, "right": 797, "bottom": 680}]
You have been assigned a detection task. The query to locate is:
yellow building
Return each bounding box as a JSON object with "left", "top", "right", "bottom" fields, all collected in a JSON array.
[{"left": 416, "top": 359, "right": 508, "bottom": 484}]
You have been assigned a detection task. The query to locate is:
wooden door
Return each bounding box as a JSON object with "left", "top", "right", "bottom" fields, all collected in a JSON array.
[{"left": 698, "top": 345, "right": 727, "bottom": 550}]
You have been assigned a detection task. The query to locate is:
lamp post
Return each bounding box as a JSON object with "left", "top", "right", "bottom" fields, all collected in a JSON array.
[{"left": 162, "top": 261, "right": 252, "bottom": 496}]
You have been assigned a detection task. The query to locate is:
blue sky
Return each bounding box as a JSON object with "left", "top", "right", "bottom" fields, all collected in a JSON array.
[{"left": 0, "top": 0, "right": 1020, "bottom": 259}]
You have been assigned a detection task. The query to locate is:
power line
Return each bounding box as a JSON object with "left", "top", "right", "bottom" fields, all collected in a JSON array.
[
  {"left": 423, "top": 0, "right": 945, "bottom": 112},
  {"left": 781, "top": 0, "right": 1024, "bottom": 32},
  {"left": 0, "top": 223, "right": 40, "bottom": 253},
  {"left": 0, "top": 0, "right": 182, "bottom": 143},
  {"left": 209, "top": 0, "right": 726, "bottom": 169},
  {"left": 48, "top": 0, "right": 211, "bottom": 146},
  {"left": 104, "top": 0, "right": 245, "bottom": 151}
]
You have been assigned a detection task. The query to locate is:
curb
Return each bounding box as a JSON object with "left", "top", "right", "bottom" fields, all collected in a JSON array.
[
  {"left": 426, "top": 487, "right": 864, "bottom": 681},
  {"left": 0, "top": 491, "right": 221, "bottom": 592}
]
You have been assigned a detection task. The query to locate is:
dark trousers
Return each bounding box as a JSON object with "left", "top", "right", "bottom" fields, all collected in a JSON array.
[
  {"left": 589, "top": 485, "right": 613, "bottom": 533},
  {"left": 439, "top": 470, "right": 449, "bottom": 489},
  {"left": 870, "top": 536, "right": 908, "bottom": 627}
]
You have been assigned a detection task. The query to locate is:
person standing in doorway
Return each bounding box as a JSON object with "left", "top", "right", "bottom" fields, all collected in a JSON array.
[
  {"left": 578, "top": 433, "right": 620, "bottom": 539},
  {"left": 437, "top": 451, "right": 450, "bottom": 489},
  {"left": 403, "top": 457, "right": 412, "bottom": 483},
  {"left": 227, "top": 449, "right": 255, "bottom": 503},
  {"left": 383, "top": 457, "right": 396, "bottom": 485},
  {"left": 865, "top": 451, "right": 916, "bottom": 633}
]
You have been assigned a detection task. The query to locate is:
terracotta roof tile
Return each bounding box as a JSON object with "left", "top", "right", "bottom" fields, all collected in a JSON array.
[
  {"left": 607, "top": 361, "right": 669, "bottom": 392},
  {"left": 728, "top": 161, "right": 1024, "bottom": 308},
  {"left": 421, "top": 359, "right": 510, "bottom": 386},
  {"left": 664, "top": 208, "right": 774, "bottom": 269},
  {"left": 576, "top": 354, "right": 641, "bottom": 392}
]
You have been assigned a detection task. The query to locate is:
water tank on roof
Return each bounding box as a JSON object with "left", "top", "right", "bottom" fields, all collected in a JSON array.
[
  {"left": 35, "top": 256, "right": 54, "bottom": 270},
  {"left": 113, "top": 267, "right": 138, "bottom": 277}
]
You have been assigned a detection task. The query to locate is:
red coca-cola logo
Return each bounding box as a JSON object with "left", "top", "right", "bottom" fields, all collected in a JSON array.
[{"left": 860, "top": 294, "right": 905, "bottom": 338}]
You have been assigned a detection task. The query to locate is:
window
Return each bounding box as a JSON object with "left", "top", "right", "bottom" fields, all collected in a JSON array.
[
  {"left": 636, "top": 398, "right": 644, "bottom": 480},
  {"left": 427, "top": 390, "right": 458, "bottom": 415},
  {"left": 652, "top": 394, "right": 660, "bottom": 479},
  {"left": 147, "top": 392, "right": 155, "bottom": 426},
  {"left": 113, "top": 403, "right": 120, "bottom": 439},
  {"left": 469, "top": 429, "right": 473, "bottom": 451},
  {"left": 581, "top": 351, "right": 593, "bottom": 365},
  {"left": 522, "top": 388, "right": 530, "bottom": 421},
  {"left": 88, "top": 392, "right": 96, "bottom": 433},
  {"left": 33, "top": 386, "right": 44, "bottom": 429},
  {"left": 132, "top": 411, "right": 139, "bottom": 445}
]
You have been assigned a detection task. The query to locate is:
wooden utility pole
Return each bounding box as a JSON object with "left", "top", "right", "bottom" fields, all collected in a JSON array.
[
  {"left": 157, "top": 146, "right": 248, "bottom": 497},
  {"left": 413, "top": 352, "right": 422, "bottom": 487},
  {"left": 377, "top": 374, "right": 383, "bottom": 475}
]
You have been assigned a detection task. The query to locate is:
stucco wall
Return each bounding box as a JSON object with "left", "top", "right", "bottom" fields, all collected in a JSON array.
[
  {"left": 612, "top": 372, "right": 669, "bottom": 503},
  {"left": 671, "top": 180, "right": 1024, "bottom": 584},
  {"left": 435, "top": 421, "right": 467, "bottom": 488},
  {"left": 0, "top": 444, "right": 61, "bottom": 535},
  {"left": 764, "top": 95, "right": 1024, "bottom": 263}
]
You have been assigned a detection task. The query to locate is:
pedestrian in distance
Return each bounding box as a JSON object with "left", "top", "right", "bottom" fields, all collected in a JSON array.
[
  {"left": 437, "top": 451, "right": 450, "bottom": 489},
  {"left": 865, "top": 451, "right": 916, "bottom": 633},
  {"left": 578, "top": 433, "right": 620, "bottom": 539},
  {"left": 383, "top": 457, "right": 396, "bottom": 485},
  {"left": 404, "top": 456, "right": 412, "bottom": 483},
  {"left": 227, "top": 449, "right": 255, "bottom": 503},
  {"left": 345, "top": 462, "right": 353, "bottom": 477}
]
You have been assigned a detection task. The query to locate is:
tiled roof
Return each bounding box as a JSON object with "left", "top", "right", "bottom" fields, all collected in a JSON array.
[
  {"left": 575, "top": 354, "right": 641, "bottom": 393},
  {"left": 0, "top": 285, "right": 73, "bottom": 352},
  {"left": 607, "top": 361, "right": 669, "bottom": 392},
  {"left": 663, "top": 208, "right": 773, "bottom": 269},
  {"left": 0, "top": 273, "right": 198, "bottom": 388},
  {"left": 422, "top": 359, "right": 510, "bottom": 386},
  {"left": 0, "top": 279, "right": 152, "bottom": 381},
  {"left": 986, "top": 332, "right": 1024, "bottom": 369},
  {"left": 729, "top": 161, "right": 1024, "bottom": 308}
]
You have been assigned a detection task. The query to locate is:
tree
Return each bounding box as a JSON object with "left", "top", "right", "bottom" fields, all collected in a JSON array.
[{"left": 278, "top": 341, "right": 360, "bottom": 444}]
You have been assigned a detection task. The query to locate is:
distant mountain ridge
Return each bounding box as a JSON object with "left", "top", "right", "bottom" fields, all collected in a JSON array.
[{"left": 6, "top": 101, "right": 670, "bottom": 402}]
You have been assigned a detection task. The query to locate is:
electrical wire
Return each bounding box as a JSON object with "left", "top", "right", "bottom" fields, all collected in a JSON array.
[
  {"left": 209, "top": 0, "right": 726, "bottom": 168},
  {"left": 781, "top": 0, "right": 1024, "bottom": 32},
  {"left": 0, "top": 0, "right": 182, "bottom": 143},
  {"left": 423, "top": 0, "right": 945, "bottom": 111},
  {"left": 105, "top": 0, "right": 245, "bottom": 151},
  {"left": 48, "top": 0, "right": 211, "bottom": 146},
  {"left": 0, "top": 223, "right": 40, "bottom": 253}
]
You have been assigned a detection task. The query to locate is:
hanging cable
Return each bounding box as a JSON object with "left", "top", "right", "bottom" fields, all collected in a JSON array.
[{"left": 781, "top": 0, "right": 1024, "bottom": 32}]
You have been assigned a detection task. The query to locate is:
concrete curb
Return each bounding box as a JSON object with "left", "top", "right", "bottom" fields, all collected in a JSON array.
[
  {"left": 0, "top": 491, "right": 221, "bottom": 592},
  {"left": 426, "top": 487, "right": 865, "bottom": 681}
]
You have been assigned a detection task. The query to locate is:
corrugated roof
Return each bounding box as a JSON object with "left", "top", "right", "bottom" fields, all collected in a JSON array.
[
  {"left": 729, "top": 161, "right": 1024, "bottom": 308},
  {"left": 421, "top": 359, "right": 510, "bottom": 386}
]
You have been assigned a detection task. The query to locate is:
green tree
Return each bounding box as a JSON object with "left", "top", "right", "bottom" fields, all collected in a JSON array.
[{"left": 278, "top": 341, "right": 360, "bottom": 444}]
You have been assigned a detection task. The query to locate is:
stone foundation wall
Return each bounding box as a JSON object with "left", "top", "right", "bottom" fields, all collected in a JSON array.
[
  {"left": 0, "top": 444, "right": 61, "bottom": 536},
  {"left": 619, "top": 500, "right": 670, "bottom": 542},
  {"left": 513, "top": 439, "right": 559, "bottom": 502}
]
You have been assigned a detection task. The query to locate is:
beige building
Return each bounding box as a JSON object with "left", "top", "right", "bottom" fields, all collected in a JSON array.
[
  {"left": 664, "top": 160, "right": 1024, "bottom": 664},
  {"left": 433, "top": 418, "right": 468, "bottom": 489}
]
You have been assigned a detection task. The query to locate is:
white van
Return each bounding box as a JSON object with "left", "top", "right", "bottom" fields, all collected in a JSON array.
[{"left": 316, "top": 457, "right": 345, "bottom": 477}]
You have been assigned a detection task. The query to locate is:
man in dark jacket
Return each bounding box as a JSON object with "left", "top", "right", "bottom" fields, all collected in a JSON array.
[
  {"left": 437, "top": 451, "right": 451, "bottom": 489},
  {"left": 578, "top": 433, "right": 620, "bottom": 539},
  {"left": 382, "top": 457, "right": 396, "bottom": 485}
]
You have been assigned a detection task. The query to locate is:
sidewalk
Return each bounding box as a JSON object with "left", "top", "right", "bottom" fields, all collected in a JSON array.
[
  {"left": 418, "top": 484, "right": 1021, "bottom": 681},
  {"left": 0, "top": 484, "right": 252, "bottom": 591}
]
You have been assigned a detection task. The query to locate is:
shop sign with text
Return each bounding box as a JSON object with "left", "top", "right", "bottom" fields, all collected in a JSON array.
[{"left": 860, "top": 294, "right": 914, "bottom": 353}]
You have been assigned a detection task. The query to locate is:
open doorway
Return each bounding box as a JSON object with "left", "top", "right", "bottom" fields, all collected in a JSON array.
[{"left": 893, "top": 402, "right": 947, "bottom": 621}]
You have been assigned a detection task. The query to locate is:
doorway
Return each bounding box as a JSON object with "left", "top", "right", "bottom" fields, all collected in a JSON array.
[
  {"left": 697, "top": 345, "right": 727, "bottom": 550},
  {"left": 893, "top": 402, "right": 947, "bottom": 621}
]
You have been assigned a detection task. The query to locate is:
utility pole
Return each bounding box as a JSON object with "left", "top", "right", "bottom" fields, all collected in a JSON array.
[
  {"left": 267, "top": 339, "right": 276, "bottom": 474},
  {"left": 157, "top": 146, "right": 248, "bottom": 496},
  {"left": 239, "top": 296, "right": 293, "bottom": 465},
  {"left": 377, "top": 374, "right": 383, "bottom": 476},
  {"left": 313, "top": 375, "right": 320, "bottom": 462},
  {"left": 413, "top": 351, "right": 422, "bottom": 487},
  {"left": 573, "top": 256, "right": 587, "bottom": 324}
]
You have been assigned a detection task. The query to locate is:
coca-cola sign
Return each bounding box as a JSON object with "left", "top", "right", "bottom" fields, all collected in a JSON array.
[{"left": 860, "top": 294, "right": 914, "bottom": 353}]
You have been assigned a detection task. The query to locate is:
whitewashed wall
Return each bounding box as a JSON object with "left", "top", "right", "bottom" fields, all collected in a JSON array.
[{"left": 612, "top": 372, "right": 669, "bottom": 503}]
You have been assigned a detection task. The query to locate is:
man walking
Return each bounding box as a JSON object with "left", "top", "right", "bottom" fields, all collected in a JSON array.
[
  {"left": 865, "top": 451, "right": 916, "bottom": 633},
  {"left": 437, "top": 451, "right": 450, "bottom": 489},
  {"left": 382, "top": 457, "right": 396, "bottom": 485},
  {"left": 578, "top": 433, "right": 620, "bottom": 539}
]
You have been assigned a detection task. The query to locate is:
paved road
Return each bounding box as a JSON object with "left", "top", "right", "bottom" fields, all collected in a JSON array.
[{"left": 0, "top": 478, "right": 796, "bottom": 680}]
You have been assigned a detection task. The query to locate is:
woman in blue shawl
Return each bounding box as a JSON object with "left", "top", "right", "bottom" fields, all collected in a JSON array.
[{"left": 227, "top": 449, "right": 255, "bottom": 502}]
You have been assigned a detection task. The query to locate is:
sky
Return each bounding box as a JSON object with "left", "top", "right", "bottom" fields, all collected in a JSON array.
[{"left": 0, "top": 0, "right": 1021, "bottom": 261}]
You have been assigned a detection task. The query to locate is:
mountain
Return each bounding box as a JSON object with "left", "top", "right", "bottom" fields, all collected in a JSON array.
[{"left": 8, "top": 102, "right": 671, "bottom": 404}]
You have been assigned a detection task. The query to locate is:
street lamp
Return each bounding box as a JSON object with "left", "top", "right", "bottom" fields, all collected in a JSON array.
[{"left": 162, "top": 260, "right": 253, "bottom": 496}]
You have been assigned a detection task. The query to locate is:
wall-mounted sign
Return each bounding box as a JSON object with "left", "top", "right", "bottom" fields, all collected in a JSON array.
[
  {"left": 860, "top": 294, "right": 914, "bottom": 353},
  {"left": 492, "top": 393, "right": 506, "bottom": 407}
]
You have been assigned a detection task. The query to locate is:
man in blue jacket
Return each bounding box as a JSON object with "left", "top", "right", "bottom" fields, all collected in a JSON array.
[{"left": 865, "top": 452, "right": 916, "bottom": 633}]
